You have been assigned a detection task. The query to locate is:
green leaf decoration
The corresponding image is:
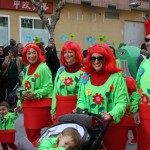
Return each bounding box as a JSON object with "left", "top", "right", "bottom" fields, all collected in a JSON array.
[
  {"left": 105, "top": 92, "right": 110, "bottom": 98},
  {"left": 90, "top": 104, "right": 96, "bottom": 109},
  {"left": 67, "top": 90, "right": 72, "bottom": 95},
  {"left": 99, "top": 107, "right": 104, "bottom": 112},
  {"left": 108, "top": 99, "right": 112, "bottom": 103},
  {"left": 60, "top": 85, "right": 65, "bottom": 89},
  {"left": 74, "top": 76, "right": 79, "bottom": 82},
  {"left": 31, "top": 78, "right": 35, "bottom": 82},
  {"left": 74, "top": 86, "right": 79, "bottom": 93},
  {"left": 147, "top": 89, "right": 150, "bottom": 94}
]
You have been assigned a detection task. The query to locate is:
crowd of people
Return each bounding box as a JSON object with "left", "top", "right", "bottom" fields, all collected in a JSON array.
[{"left": 1, "top": 19, "right": 150, "bottom": 150}]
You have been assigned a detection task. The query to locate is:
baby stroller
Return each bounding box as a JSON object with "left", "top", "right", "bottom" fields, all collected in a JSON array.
[{"left": 18, "top": 113, "right": 109, "bottom": 150}]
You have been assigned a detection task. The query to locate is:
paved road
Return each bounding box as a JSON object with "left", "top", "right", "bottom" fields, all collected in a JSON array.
[{"left": 0, "top": 113, "right": 137, "bottom": 150}]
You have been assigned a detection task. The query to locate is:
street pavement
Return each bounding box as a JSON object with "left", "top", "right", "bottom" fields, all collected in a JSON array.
[{"left": 0, "top": 113, "right": 137, "bottom": 150}]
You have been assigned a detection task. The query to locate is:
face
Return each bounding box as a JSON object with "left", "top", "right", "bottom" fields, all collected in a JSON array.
[
  {"left": 18, "top": 44, "right": 24, "bottom": 54},
  {"left": 8, "top": 50, "right": 14, "bottom": 58},
  {"left": 49, "top": 39, "right": 54, "bottom": 44},
  {"left": 0, "top": 48, "right": 3, "bottom": 56},
  {"left": 90, "top": 53, "right": 105, "bottom": 72},
  {"left": 0, "top": 106, "right": 9, "bottom": 116},
  {"left": 145, "top": 34, "right": 150, "bottom": 51},
  {"left": 58, "top": 135, "right": 76, "bottom": 150},
  {"left": 64, "top": 50, "right": 76, "bottom": 65},
  {"left": 26, "top": 48, "right": 38, "bottom": 64}
]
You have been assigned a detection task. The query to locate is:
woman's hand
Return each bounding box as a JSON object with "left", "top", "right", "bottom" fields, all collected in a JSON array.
[
  {"left": 132, "top": 112, "right": 140, "bottom": 124},
  {"left": 51, "top": 114, "right": 56, "bottom": 121},
  {"left": 101, "top": 111, "right": 111, "bottom": 121},
  {"left": 23, "top": 92, "right": 34, "bottom": 100}
]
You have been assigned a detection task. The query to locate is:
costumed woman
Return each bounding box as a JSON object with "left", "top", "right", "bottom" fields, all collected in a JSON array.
[
  {"left": 15, "top": 43, "right": 53, "bottom": 142},
  {"left": 51, "top": 41, "right": 83, "bottom": 122},
  {"left": 131, "top": 19, "right": 150, "bottom": 150},
  {"left": 76, "top": 43, "right": 129, "bottom": 150}
]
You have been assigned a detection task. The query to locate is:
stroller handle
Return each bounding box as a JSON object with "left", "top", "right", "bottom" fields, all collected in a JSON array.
[{"left": 88, "top": 113, "right": 110, "bottom": 150}]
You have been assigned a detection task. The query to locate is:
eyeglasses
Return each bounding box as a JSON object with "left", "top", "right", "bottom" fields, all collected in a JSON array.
[
  {"left": 90, "top": 56, "right": 105, "bottom": 62},
  {"left": 145, "top": 38, "right": 150, "bottom": 42}
]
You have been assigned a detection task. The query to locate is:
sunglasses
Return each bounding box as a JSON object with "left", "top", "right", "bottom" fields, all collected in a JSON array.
[
  {"left": 145, "top": 38, "right": 150, "bottom": 42},
  {"left": 90, "top": 56, "right": 105, "bottom": 62}
]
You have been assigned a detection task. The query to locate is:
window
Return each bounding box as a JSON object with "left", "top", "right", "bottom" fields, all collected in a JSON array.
[
  {"left": 20, "top": 17, "right": 50, "bottom": 46},
  {"left": 0, "top": 15, "right": 10, "bottom": 46}
]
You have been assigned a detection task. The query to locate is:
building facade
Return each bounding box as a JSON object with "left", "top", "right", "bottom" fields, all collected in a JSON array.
[{"left": 0, "top": 0, "right": 149, "bottom": 50}]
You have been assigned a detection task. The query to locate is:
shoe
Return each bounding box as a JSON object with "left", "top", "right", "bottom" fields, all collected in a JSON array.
[{"left": 130, "top": 139, "right": 137, "bottom": 145}]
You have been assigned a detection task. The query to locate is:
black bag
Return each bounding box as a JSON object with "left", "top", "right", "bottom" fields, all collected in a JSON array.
[{"left": 5, "top": 83, "right": 19, "bottom": 112}]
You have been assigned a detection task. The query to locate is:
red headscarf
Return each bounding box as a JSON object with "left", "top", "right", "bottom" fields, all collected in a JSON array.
[
  {"left": 82, "top": 43, "right": 123, "bottom": 74},
  {"left": 22, "top": 43, "right": 45, "bottom": 65},
  {"left": 145, "top": 19, "right": 150, "bottom": 35},
  {"left": 60, "top": 41, "right": 83, "bottom": 66}
]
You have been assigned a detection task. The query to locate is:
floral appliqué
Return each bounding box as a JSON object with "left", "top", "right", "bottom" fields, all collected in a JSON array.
[
  {"left": 93, "top": 93, "right": 104, "bottom": 105},
  {"left": 34, "top": 73, "right": 39, "bottom": 79},
  {"left": 80, "top": 73, "right": 90, "bottom": 84},
  {"left": 25, "top": 81, "right": 31, "bottom": 90},
  {"left": 64, "top": 77, "right": 73, "bottom": 86},
  {"left": 109, "top": 85, "right": 114, "bottom": 92},
  {"left": 86, "top": 89, "right": 92, "bottom": 96},
  {"left": 141, "top": 94, "right": 150, "bottom": 105}
]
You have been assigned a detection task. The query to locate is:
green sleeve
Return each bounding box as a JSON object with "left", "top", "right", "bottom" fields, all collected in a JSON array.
[
  {"left": 109, "top": 75, "right": 129, "bottom": 123},
  {"left": 33, "top": 66, "right": 53, "bottom": 99},
  {"left": 51, "top": 72, "right": 59, "bottom": 114},
  {"left": 129, "top": 62, "right": 144, "bottom": 114},
  {"left": 130, "top": 91, "right": 140, "bottom": 113},
  {"left": 17, "top": 100, "right": 22, "bottom": 108},
  {"left": 76, "top": 84, "right": 88, "bottom": 109},
  {"left": 38, "top": 137, "right": 66, "bottom": 150}
]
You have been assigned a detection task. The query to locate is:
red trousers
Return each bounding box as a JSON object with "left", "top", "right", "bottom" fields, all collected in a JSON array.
[
  {"left": 25, "top": 128, "right": 41, "bottom": 143},
  {"left": 1, "top": 143, "right": 17, "bottom": 150}
]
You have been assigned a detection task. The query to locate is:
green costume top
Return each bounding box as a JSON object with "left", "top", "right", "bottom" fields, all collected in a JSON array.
[
  {"left": 51, "top": 66, "right": 83, "bottom": 114},
  {"left": 130, "top": 59, "right": 150, "bottom": 113},
  {"left": 38, "top": 137, "right": 66, "bottom": 150},
  {"left": 0, "top": 112, "right": 18, "bottom": 130},
  {"left": 17, "top": 62, "right": 53, "bottom": 106},
  {"left": 77, "top": 72, "right": 129, "bottom": 123}
]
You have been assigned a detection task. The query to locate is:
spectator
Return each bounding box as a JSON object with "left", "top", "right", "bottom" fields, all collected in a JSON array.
[
  {"left": 45, "top": 38, "right": 57, "bottom": 56},
  {"left": 1, "top": 46, "right": 22, "bottom": 101},
  {"left": 46, "top": 43, "right": 60, "bottom": 84},
  {"left": 137, "top": 43, "right": 147, "bottom": 70},
  {"left": 17, "top": 43, "right": 24, "bottom": 57},
  {"left": 4, "top": 39, "right": 16, "bottom": 57}
]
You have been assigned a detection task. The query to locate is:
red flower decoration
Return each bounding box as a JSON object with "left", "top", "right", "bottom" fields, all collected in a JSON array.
[
  {"left": 109, "top": 85, "right": 114, "bottom": 92},
  {"left": 34, "top": 73, "right": 39, "bottom": 79},
  {"left": 25, "top": 81, "right": 31, "bottom": 90},
  {"left": 64, "top": 77, "right": 73, "bottom": 86},
  {"left": 138, "top": 88, "right": 143, "bottom": 95},
  {"left": 93, "top": 93, "right": 104, "bottom": 105},
  {"left": 141, "top": 94, "right": 149, "bottom": 105}
]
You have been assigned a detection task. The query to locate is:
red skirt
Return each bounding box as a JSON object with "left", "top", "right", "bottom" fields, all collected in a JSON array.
[
  {"left": 0, "top": 129, "right": 16, "bottom": 143},
  {"left": 22, "top": 98, "right": 53, "bottom": 129},
  {"left": 55, "top": 95, "right": 77, "bottom": 122},
  {"left": 103, "top": 115, "right": 135, "bottom": 150},
  {"left": 138, "top": 104, "right": 150, "bottom": 150}
]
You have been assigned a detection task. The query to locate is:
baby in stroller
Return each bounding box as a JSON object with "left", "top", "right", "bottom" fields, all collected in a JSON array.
[
  {"left": 38, "top": 127, "right": 81, "bottom": 150},
  {"left": 18, "top": 113, "right": 109, "bottom": 150}
]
